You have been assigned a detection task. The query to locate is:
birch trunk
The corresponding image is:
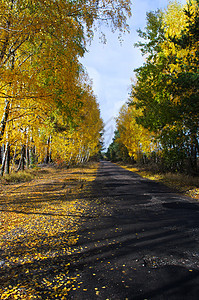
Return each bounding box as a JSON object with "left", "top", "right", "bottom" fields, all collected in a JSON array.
[
  {"left": 0, "top": 142, "right": 9, "bottom": 176},
  {"left": 5, "top": 144, "right": 10, "bottom": 174},
  {"left": 45, "top": 136, "right": 51, "bottom": 164},
  {"left": 0, "top": 100, "right": 10, "bottom": 142}
]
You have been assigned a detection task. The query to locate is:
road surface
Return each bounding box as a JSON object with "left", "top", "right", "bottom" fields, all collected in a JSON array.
[{"left": 68, "top": 161, "right": 199, "bottom": 300}]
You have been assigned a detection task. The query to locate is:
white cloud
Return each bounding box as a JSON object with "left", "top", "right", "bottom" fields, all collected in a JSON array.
[
  {"left": 80, "top": 0, "right": 188, "bottom": 148},
  {"left": 86, "top": 66, "right": 101, "bottom": 96}
]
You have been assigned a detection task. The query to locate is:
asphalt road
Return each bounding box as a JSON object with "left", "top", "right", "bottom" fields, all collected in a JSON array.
[{"left": 68, "top": 161, "right": 199, "bottom": 300}]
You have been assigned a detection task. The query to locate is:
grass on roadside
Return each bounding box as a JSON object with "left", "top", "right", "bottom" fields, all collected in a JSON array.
[
  {"left": 1, "top": 169, "right": 37, "bottom": 183},
  {"left": 117, "top": 162, "right": 199, "bottom": 200},
  {"left": 0, "top": 162, "right": 98, "bottom": 184}
]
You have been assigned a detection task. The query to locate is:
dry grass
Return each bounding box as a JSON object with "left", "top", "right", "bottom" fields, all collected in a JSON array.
[
  {"left": 118, "top": 162, "right": 199, "bottom": 200},
  {"left": 0, "top": 165, "right": 53, "bottom": 183},
  {"left": 0, "top": 162, "right": 98, "bottom": 184},
  {"left": 161, "top": 173, "right": 199, "bottom": 199},
  {"left": 0, "top": 169, "right": 39, "bottom": 184},
  {"left": 163, "top": 172, "right": 199, "bottom": 188}
]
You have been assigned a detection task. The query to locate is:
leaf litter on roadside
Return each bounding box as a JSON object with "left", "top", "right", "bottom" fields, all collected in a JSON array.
[{"left": 0, "top": 164, "right": 99, "bottom": 299}]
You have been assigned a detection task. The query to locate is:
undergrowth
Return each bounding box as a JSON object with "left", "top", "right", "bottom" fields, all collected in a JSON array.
[
  {"left": 0, "top": 169, "right": 38, "bottom": 183},
  {"left": 117, "top": 162, "right": 199, "bottom": 200},
  {"left": 0, "top": 162, "right": 98, "bottom": 184}
]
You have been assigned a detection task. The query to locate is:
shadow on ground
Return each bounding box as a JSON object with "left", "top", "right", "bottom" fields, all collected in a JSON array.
[
  {"left": 67, "top": 161, "right": 199, "bottom": 300},
  {"left": 1, "top": 161, "right": 199, "bottom": 299}
]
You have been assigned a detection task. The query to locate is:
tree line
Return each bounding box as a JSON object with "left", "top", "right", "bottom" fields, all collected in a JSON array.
[
  {"left": 107, "top": 0, "right": 199, "bottom": 175},
  {"left": 0, "top": 0, "right": 131, "bottom": 176}
]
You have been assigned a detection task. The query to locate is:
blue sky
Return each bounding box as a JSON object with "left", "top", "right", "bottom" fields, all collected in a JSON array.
[{"left": 80, "top": 0, "right": 187, "bottom": 149}]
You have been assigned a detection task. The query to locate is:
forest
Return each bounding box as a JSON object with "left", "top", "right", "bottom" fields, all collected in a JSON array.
[
  {"left": 1, "top": 0, "right": 198, "bottom": 177},
  {"left": 0, "top": 0, "right": 131, "bottom": 176},
  {"left": 107, "top": 0, "right": 199, "bottom": 175}
]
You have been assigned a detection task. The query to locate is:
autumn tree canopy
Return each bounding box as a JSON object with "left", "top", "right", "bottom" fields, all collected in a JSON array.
[
  {"left": 108, "top": 0, "right": 199, "bottom": 174},
  {"left": 0, "top": 0, "right": 132, "bottom": 175}
]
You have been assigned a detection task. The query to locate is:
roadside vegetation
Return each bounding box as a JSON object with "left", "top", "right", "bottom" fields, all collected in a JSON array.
[
  {"left": 0, "top": 162, "right": 99, "bottom": 299},
  {"left": 116, "top": 162, "right": 199, "bottom": 200},
  {"left": 0, "top": 161, "right": 99, "bottom": 184},
  {"left": 0, "top": 0, "right": 132, "bottom": 177},
  {"left": 107, "top": 0, "right": 199, "bottom": 177},
  {"left": 0, "top": 168, "right": 39, "bottom": 183}
]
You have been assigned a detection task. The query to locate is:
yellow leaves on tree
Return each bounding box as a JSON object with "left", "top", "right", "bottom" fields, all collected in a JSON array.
[
  {"left": 50, "top": 77, "right": 104, "bottom": 165},
  {"left": 116, "top": 103, "right": 156, "bottom": 161},
  {"left": 162, "top": 0, "right": 198, "bottom": 74},
  {"left": 0, "top": 0, "right": 131, "bottom": 173}
]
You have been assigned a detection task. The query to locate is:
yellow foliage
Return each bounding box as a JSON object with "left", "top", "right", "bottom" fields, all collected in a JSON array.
[
  {"left": 0, "top": 0, "right": 132, "bottom": 170},
  {"left": 116, "top": 102, "right": 157, "bottom": 161},
  {"left": 162, "top": 0, "right": 198, "bottom": 74}
]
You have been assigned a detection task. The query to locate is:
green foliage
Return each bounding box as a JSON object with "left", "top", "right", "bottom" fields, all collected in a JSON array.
[
  {"left": 129, "top": 1, "right": 199, "bottom": 174},
  {"left": 135, "top": 10, "right": 165, "bottom": 60},
  {"left": 106, "top": 130, "right": 132, "bottom": 162}
]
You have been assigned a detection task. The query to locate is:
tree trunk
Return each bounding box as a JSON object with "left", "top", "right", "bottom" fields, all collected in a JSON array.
[
  {"left": 190, "top": 145, "right": 197, "bottom": 175},
  {"left": 45, "top": 136, "right": 51, "bottom": 164},
  {"left": 0, "top": 100, "right": 10, "bottom": 142},
  {"left": 26, "top": 145, "right": 30, "bottom": 168},
  {"left": 189, "top": 133, "right": 198, "bottom": 175},
  {"left": 5, "top": 144, "right": 10, "bottom": 174},
  {"left": 16, "top": 145, "right": 25, "bottom": 172},
  {"left": 11, "top": 146, "right": 17, "bottom": 171},
  {"left": 0, "top": 146, "right": 2, "bottom": 165},
  {"left": 30, "top": 145, "right": 36, "bottom": 167},
  {"left": 0, "top": 142, "right": 9, "bottom": 176},
  {"left": 21, "top": 145, "right": 25, "bottom": 170}
]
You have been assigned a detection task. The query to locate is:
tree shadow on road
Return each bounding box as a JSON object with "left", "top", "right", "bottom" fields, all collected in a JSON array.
[{"left": 65, "top": 161, "right": 199, "bottom": 299}]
